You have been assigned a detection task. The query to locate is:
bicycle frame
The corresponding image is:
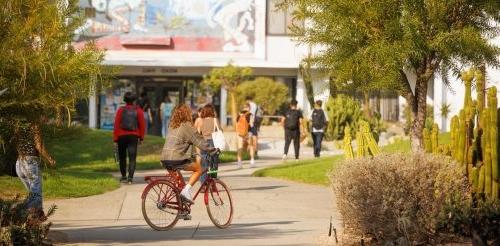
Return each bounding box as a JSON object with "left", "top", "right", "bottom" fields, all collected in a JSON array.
[{"left": 142, "top": 154, "right": 221, "bottom": 206}]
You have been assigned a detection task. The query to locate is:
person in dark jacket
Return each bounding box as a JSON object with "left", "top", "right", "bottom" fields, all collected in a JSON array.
[{"left": 113, "top": 92, "right": 146, "bottom": 184}]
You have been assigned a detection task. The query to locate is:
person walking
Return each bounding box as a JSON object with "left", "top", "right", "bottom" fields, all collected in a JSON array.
[
  {"left": 246, "top": 96, "right": 261, "bottom": 163},
  {"left": 194, "top": 104, "right": 221, "bottom": 183},
  {"left": 281, "top": 100, "right": 304, "bottom": 161},
  {"left": 236, "top": 103, "right": 255, "bottom": 168},
  {"left": 137, "top": 91, "right": 153, "bottom": 134},
  {"left": 310, "top": 100, "right": 328, "bottom": 158},
  {"left": 160, "top": 95, "right": 174, "bottom": 138},
  {"left": 113, "top": 92, "right": 146, "bottom": 184},
  {"left": 13, "top": 120, "right": 56, "bottom": 220}
]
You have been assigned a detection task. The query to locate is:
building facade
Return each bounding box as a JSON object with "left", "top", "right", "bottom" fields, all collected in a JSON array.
[
  {"left": 79, "top": 0, "right": 316, "bottom": 134},
  {"left": 79, "top": 0, "right": 493, "bottom": 135}
]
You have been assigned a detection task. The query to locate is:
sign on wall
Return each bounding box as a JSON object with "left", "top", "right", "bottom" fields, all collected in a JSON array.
[{"left": 76, "top": 0, "right": 257, "bottom": 53}]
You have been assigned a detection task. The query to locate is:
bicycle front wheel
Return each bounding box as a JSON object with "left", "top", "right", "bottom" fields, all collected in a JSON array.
[
  {"left": 205, "top": 179, "right": 233, "bottom": 228},
  {"left": 142, "top": 180, "right": 180, "bottom": 231}
]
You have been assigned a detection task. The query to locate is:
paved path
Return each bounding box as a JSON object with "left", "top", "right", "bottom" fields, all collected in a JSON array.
[{"left": 48, "top": 157, "right": 341, "bottom": 245}]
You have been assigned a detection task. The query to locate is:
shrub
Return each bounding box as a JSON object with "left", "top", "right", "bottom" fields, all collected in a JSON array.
[
  {"left": 0, "top": 197, "right": 56, "bottom": 245},
  {"left": 235, "top": 77, "right": 289, "bottom": 115},
  {"left": 331, "top": 153, "right": 470, "bottom": 244},
  {"left": 324, "top": 95, "right": 385, "bottom": 141}
]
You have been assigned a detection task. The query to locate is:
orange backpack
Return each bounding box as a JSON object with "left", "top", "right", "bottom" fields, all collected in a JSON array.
[{"left": 236, "top": 112, "right": 249, "bottom": 137}]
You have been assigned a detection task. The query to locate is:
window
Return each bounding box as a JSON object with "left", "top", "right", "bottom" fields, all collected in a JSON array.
[{"left": 266, "top": 0, "right": 302, "bottom": 35}]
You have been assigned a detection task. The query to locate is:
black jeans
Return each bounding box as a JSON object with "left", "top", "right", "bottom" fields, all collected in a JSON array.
[
  {"left": 284, "top": 129, "right": 300, "bottom": 159},
  {"left": 311, "top": 132, "right": 324, "bottom": 157},
  {"left": 201, "top": 139, "right": 219, "bottom": 183},
  {"left": 117, "top": 135, "right": 138, "bottom": 179}
]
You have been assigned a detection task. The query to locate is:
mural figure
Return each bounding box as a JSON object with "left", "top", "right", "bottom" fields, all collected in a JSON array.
[
  {"left": 207, "top": 0, "right": 255, "bottom": 52},
  {"left": 76, "top": 0, "right": 257, "bottom": 53}
]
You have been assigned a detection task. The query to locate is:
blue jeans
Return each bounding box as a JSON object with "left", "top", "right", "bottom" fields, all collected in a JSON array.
[
  {"left": 16, "top": 156, "right": 43, "bottom": 210},
  {"left": 311, "top": 132, "right": 324, "bottom": 157},
  {"left": 200, "top": 139, "right": 219, "bottom": 184},
  {"left": 162, "top": 116, "right": 170, "bottom": 137}
]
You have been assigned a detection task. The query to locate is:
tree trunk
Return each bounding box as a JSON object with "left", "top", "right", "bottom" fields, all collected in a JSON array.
[
  {"left": 410, "top": 74, "right": 430, "bottom": 152},
  {"left": 229, "top": 90, "right": 238, "bottom": 127},
  {"left": 363, "top": 91, "right": 372, "bottom": 119}
]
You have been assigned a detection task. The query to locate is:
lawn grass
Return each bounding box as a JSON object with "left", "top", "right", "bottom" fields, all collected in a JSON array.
[
  {"left": 0, "top": 126, "right": 244, "bottom": 199},
  {"left": 253, "top": 132, "right": 451, "bottom": 186}
]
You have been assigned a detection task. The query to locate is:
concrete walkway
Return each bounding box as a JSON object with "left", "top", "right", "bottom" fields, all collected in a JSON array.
[{"left": 48, "top": 156, "right": 341, "bottom": 245}]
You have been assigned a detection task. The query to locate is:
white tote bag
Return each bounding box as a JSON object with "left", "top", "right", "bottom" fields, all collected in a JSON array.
[{"left": 211, "top": 118, "right": 227, "bottom": 151}]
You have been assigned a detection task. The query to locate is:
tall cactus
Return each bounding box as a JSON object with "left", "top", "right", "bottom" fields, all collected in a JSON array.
[
  {"left": 431, "top": 123, "right": 439, "bottom": 154},
  {"left": 488, "top": 87, "right": 499, "bottom": 198},
  {"left": 343, "top": 126, "right": 354, "bottom": 159},
  {"left": 475, "top": 68, "right": 486, "bottom": 128},
  {"left": 462, "top": 70, "right": 474, "bottom": 108},
  {"left": 356, "top": 130, "right": 365, "bottom": 158},
  {"left": 423, "top": 128, "right": 432, "bottom": 153},
  {"left": 482, "top": 108, "right": 492, "bottom": 196}
]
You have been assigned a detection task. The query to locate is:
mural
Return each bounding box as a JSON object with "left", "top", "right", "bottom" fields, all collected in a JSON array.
[{"left": 76, "top": 0, "right": 256, "bottom": 52}]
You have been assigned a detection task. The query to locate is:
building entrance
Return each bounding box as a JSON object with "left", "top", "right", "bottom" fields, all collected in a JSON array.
[{"left": 138, "top": 78, "right": 184, "bottom": 136}]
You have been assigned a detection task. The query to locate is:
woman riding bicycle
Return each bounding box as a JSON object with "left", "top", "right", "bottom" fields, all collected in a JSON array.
[{"left": 160, "top": 104, "right": 216, "bottom": 204}]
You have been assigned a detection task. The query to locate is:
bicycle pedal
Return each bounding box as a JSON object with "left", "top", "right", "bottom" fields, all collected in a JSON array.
[{"left": 183, "top": 214, "right": 192, "bottom": 220}]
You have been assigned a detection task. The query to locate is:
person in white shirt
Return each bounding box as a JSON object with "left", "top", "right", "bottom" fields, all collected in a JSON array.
[
  {"left": 245, "top": 96, "right": 259, "bottom": 166},
  {"left": 309, "top": 100, "right": 328, "bottom": 158}
]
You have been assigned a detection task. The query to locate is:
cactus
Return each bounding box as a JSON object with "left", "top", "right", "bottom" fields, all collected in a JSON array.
[
  {"left": 478, "top": 164, "right": 485, "bottom": 193},
  {"left": 488, "top": 87, "right": 499, "bottom": 198},
  {"left": 360, "top": 121, "right": 380, "bottom": 155},
  {"left": 343, "top": 126, "right": 354, "bottom": 159},
  {"left": 482, "top": 108, "right": 492, "bottom": 196},
  {"left": 458, "top": 110, "right": 466, "bottom": 165},
  {"left": 423, "top": 128, "right": 432, "bottom": 153},
  {"left": 431, "top": 123, "right": 439, "bottom": 154},
  {"left": 356, "top": 130, "right": 365, "bottom": 158},
  {"left": 472, "top": 166, "right": 479, "bottom": 192},
  {"left": 475, "top": 69, "right": 486, "bottom": 128},
  {"left": 461, "top": 69, "right": 474, "bottom": 108}
]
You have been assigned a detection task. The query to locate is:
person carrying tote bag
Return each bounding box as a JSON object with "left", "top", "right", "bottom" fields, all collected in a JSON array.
[{"left": 194, "top": 104, "right": 221, "bottom": 183}]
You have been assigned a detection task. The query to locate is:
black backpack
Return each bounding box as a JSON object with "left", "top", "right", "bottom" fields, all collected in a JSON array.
[
  {"left": 285, "top": 109, "right": 301, "bottom": 130},
  {"left": 120, "top": 106, "right": 138, "bottom": 131},
  {"left": 312, "top": 109, "right": 327, "bottom": 129}
]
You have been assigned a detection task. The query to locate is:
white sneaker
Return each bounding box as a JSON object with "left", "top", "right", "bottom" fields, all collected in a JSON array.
[
  {"left": 250, "top": 159, "right": 256, "bottom": 168},
  {"left": 282, "top": 154, "right": 287, "bottom": 161},
  {"left": 237, "top": 162, "right": 243, "bottom": 169},
  {"left": 180, "top": 188, "right": 193, "bottom": 204}
]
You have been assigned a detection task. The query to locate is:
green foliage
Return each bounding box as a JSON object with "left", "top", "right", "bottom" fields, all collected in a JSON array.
[
  {"left": 403, "top": 103, "right": 434, "bottom": 135},
  {"left": 202, "top": 62, "right": 253, "bottom": 92},
  {"left": 0, "top": 0, "right": 110, "bottom": 169},
  {"left": 281, "top": 0, "right": 500, "bottom": 150},
  {"left": 331, "top": 153, "right": 470, "bottom": 244},
  {"left": 202, "top": 63, "right": 253, "bottom": 125},
  {"left": 0, "top": 196, "right": 56, "bottom": 245},
  {"left": 235, "top": 77, "right": 289, "bottom": 115},
  {"left": 324, "top": 95, "right": 384, "bottom": 140}
]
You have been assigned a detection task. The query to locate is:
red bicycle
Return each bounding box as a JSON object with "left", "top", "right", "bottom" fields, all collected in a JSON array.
[{"left": 141, "top": 153, "right": 233, "bottom": 230}]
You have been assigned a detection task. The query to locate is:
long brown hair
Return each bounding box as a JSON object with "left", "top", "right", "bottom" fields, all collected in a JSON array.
[
  {"left": 200, "top": 104, "right": 216, "bottom": 118},
  {"left": 169, "top": 104, "right": 193, "bottom": 129}
]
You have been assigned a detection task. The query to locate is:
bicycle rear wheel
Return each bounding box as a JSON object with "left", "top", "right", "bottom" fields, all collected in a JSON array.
[
  {"left": 142, "top": 180, "right": 180, "bottom": 230},
  {"left": 205, "top": 179, "right": 233, "bottom": 228}
]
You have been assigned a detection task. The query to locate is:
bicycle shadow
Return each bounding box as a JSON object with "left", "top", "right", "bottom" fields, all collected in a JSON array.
[{"left": 52, "top": 220, "right": 310, "bottom": 244}]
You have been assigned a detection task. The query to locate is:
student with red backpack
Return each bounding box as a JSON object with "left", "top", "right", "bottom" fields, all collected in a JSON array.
[
  {"left": 113, "top": 92, "right": 146, "bottom": 184},
  {"left": 236, "top": 103, "right": 255, "bottom": 168}
]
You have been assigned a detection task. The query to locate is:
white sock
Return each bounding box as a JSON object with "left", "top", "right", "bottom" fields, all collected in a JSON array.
[{"left": 183, "top": 184, "right": 192, "bottom": 193}]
